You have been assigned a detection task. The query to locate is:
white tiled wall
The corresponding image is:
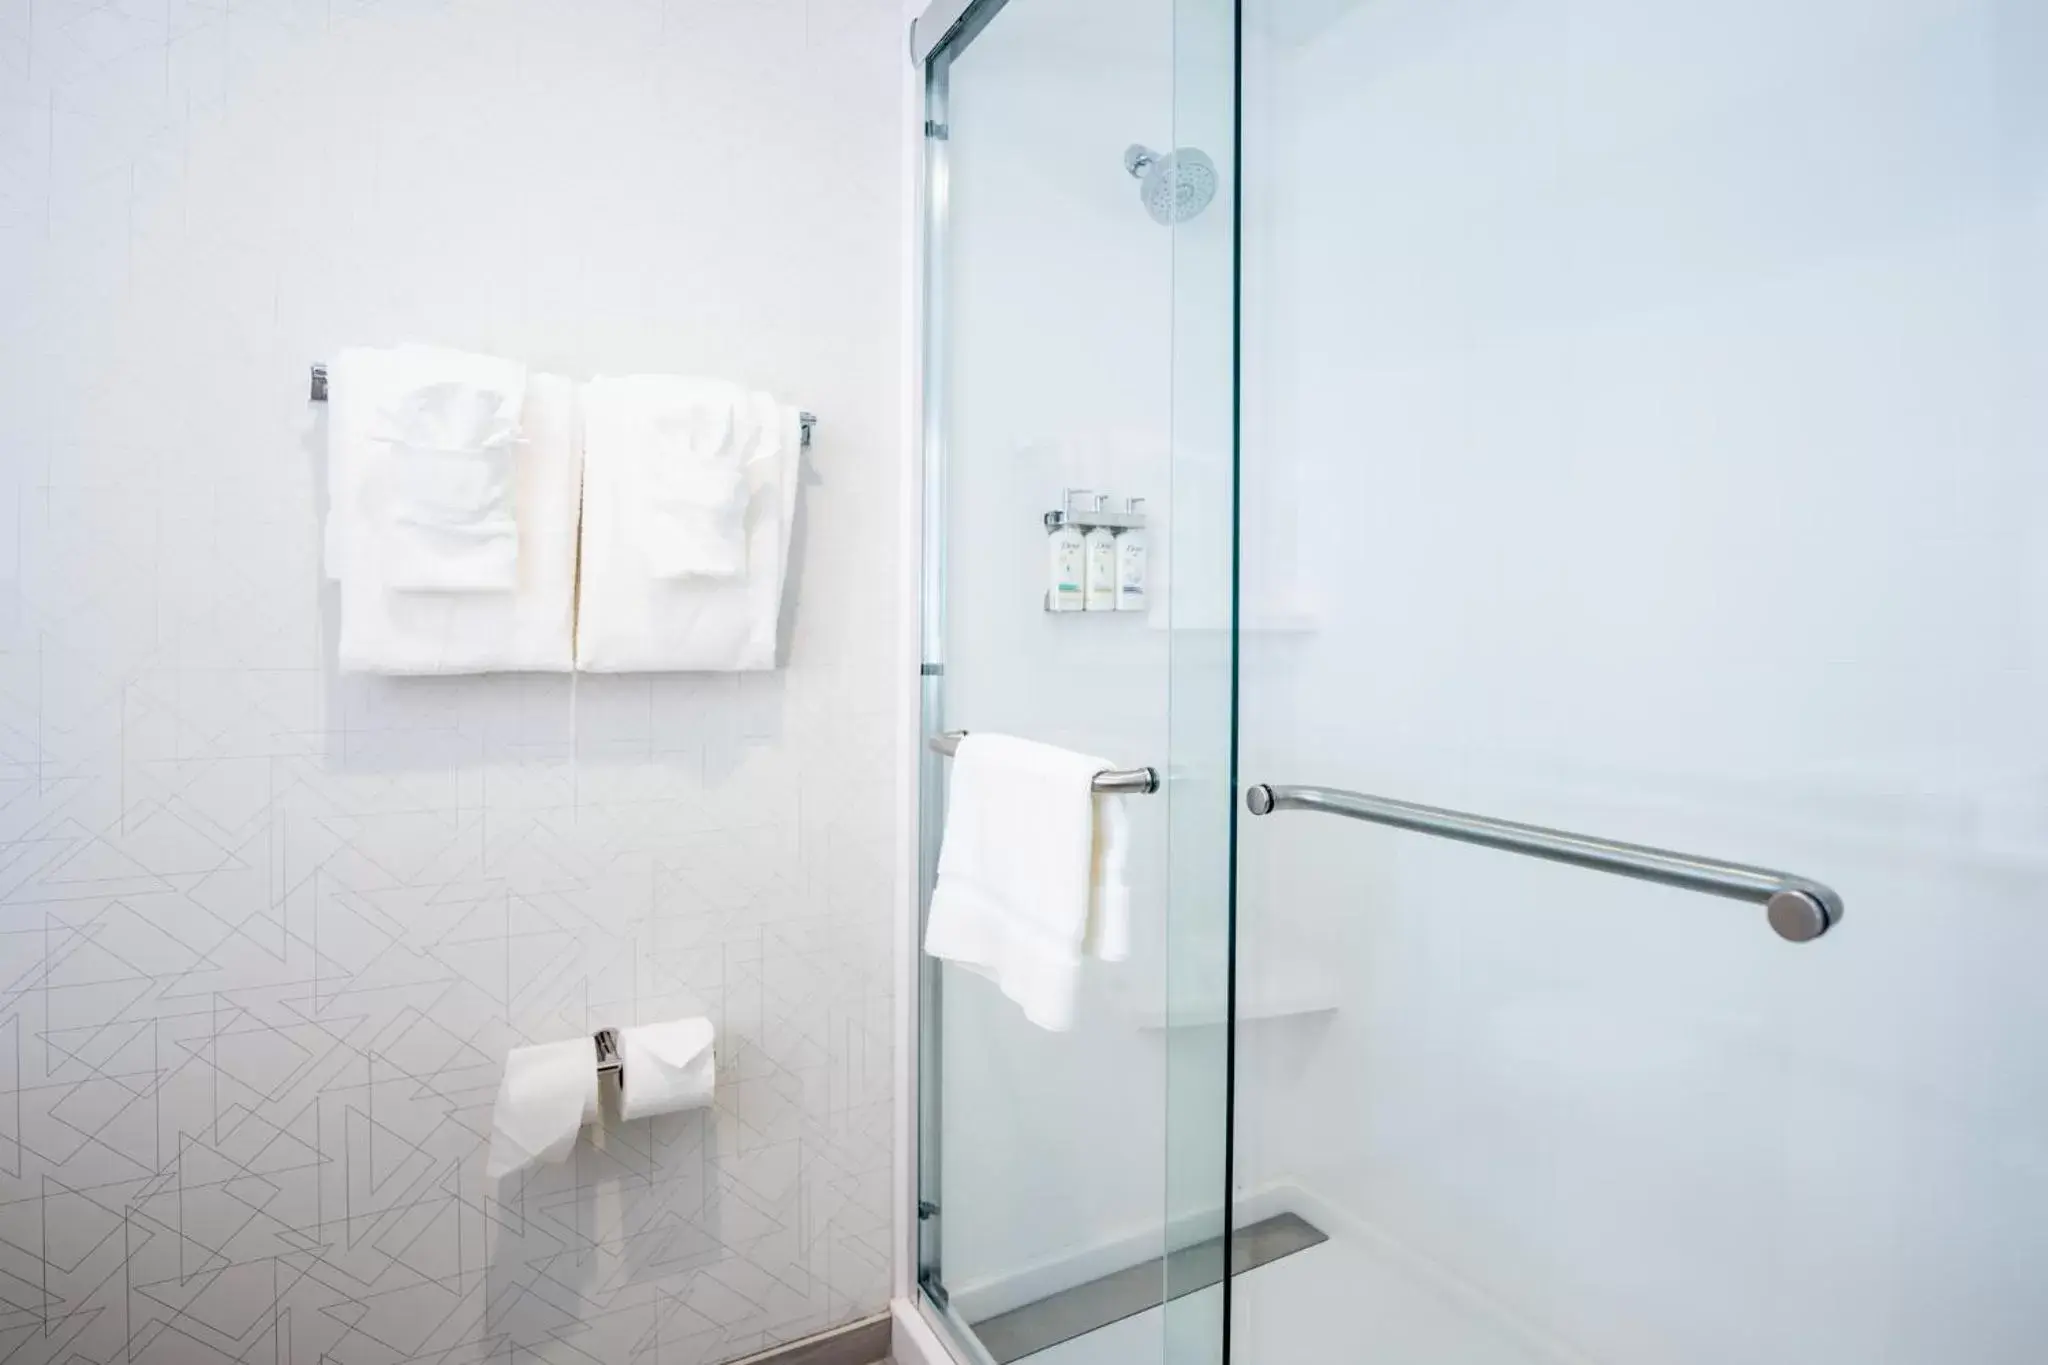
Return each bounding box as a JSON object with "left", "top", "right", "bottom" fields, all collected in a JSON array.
[{"left": 0, "top": 3, "right": 907, "bottom": 1364}]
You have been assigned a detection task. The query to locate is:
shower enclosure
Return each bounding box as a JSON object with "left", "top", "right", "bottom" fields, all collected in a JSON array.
[{"left": 913, "top": 2, "right": 2046, "bottom": 1363}]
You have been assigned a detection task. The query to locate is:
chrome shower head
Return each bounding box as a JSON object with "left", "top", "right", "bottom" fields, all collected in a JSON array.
[{"left": 1124, "top": 144, "right": 1217, "bottom": 224}]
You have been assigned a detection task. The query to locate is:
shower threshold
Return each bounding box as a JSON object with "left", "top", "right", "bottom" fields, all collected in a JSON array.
[{"left": 969, "top": 1213, "right": 1327, "bottom": 1363}]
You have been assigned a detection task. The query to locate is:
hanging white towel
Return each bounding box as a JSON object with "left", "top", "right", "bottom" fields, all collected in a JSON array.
[
  {"left": 1083, "top": 790, "right": 1131, "bottom": 964},
  {"left": 575, "top": 384, "right": 801, "bottom": 672},
  {"left": 923, "top": 734, "right": 1132, "bottom": 1032},
  {"left": 326, "top": 347, "right": 580, "bottom": 673}
]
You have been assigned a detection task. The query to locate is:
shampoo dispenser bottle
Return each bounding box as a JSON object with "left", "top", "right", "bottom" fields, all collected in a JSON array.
[
  {"left": 1046, "top": 503, "right": 1084, "bottom": 612},
  {"left": 1084, "top": 495, "right": 1119, "bottom": 611},
  {"left": 1115, "top": 497, "right": 1148, "bottom": 612}
]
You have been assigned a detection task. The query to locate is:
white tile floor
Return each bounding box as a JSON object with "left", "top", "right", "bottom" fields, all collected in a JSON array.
[{"left": 1024, "top": 1230, "right": 1564, "bottom": 1365}]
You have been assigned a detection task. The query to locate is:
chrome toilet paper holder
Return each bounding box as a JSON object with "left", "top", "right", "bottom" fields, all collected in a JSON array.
[{"left": 594, "top": 1027, "right": 623, "bottom": 1078}]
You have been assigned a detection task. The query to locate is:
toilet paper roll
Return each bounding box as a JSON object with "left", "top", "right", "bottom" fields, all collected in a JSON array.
[
  {"left": 618, "top": 1018, "right": 717, "bottom": 1122},
  {"left": 485, "top": 1037, "right": 599, "bottom": 1180}
]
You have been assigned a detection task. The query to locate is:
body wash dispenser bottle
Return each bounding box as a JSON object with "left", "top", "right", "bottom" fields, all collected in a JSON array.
[
  {"left": 1084, "top": 496, "right": 1119, "bottom": 611},
  {"left": 1046, "top": 504, "right": 1084, "bottom": 612},
  {"left": 1115, "top": 497, "right": 1148, "bottom": 612}
]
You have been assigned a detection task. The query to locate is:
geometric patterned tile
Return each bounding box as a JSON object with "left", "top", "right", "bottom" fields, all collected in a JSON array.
[{"left": 0, "top": 1, "right": 907, "bottom": 1361}]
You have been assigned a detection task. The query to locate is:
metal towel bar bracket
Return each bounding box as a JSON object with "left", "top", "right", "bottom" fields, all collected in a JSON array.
[
  {"left": 930, "top": 730, "right": 1159, "bottom": 795},
  {"left": 1245, "top": 782, "right": 1842, "bottom": 944},
  {"left": 309, "top": 364, "right": 817, "bottom": 448}
]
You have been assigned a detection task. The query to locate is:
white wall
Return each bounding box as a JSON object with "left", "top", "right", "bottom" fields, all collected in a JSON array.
[
  {"left": 0, "top": 3, "right": 907, "bottom": 1365},
  {"left": 1236, "top": 1, "right": 2047, "bottom": 1362}
]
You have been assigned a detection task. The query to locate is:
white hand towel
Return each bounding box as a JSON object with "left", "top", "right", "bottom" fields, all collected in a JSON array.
[
  {"left": 1082, "top": 790, "right": 1131, "bottom": 964},
  {"left": 376, "top": 346, "right": 527, "bottom": 591},
  {"left": 575, "top": 393, "right": 802, "bottom": 672},
  {"left": 327, "top": 348, "right": 580, "bottom": 673},
  {"left": 923, "top": 734, "right": 1132, "bottom": 1032}
]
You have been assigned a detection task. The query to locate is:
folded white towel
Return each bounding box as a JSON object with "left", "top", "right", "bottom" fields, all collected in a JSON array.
[
  {"left": 375, "top": 346, "right": 527, "bottom": 591},
  {"left": 575, "top": 390, "right": 801, "bottom": 673},
  {"left": 923, "top": 734, "right": 1132, "bottom": 1031},
  {"left": 326, "top": 348, "right": 580, "bottom": 673},
  {"left": 1084, "top": 789, "right": 1131, "bottom": 963},
  {"left": 584, "top": 376, "right": 773, "bottom": 581}
]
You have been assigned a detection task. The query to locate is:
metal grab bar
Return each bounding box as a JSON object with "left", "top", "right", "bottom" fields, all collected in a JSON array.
[
  {"left": 930, "top": 730, "right": 1159, "bottom": 795},
  {"left": 1245, "top": 783, "right": 1842, "bottom": 944}
]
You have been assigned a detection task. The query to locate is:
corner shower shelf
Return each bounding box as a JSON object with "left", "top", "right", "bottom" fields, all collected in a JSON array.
[
  {"left": 1129, "top": 968, "right": 1342, "bottom": 1029},
  {"left": 1145, "top": 604, "right": 1323, "bottom": 634}
]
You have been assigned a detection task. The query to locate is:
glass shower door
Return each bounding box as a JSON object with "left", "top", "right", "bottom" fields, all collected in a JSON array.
[
  {"left": 912, "top": 1, "right": 1237, "bottom": 1363},
  {"left": 1231, "top": 2, "right": 2046, "bottom": 1363}
]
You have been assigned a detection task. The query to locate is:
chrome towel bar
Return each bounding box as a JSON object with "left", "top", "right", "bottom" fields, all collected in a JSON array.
[
  {"left": 1245, "top": 783, "right": 1842, "bottom": 944},
  {"left": 930, "top": 730, "right": 1159, "bottom": 795},
  {"left": 308, "top": 363, "right": 817, "bottom": 448}
]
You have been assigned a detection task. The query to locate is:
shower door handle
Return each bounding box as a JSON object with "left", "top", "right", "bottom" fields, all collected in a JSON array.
[{"left": 1244, "top": 783, "right": 1842, "bottom": 944}]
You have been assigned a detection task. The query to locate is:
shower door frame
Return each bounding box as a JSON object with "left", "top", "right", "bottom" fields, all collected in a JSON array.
[
  {"left": 908, "top": 2, "right": 1016, "bottom": 1353},
  {"left": 907, "top": 2, "right": 1244, "bottom": 1363}
]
